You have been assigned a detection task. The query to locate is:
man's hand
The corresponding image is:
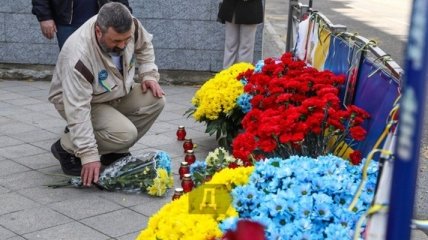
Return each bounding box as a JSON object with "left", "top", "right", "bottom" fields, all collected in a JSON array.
[
  {"left": 141, "top": 80, "right": 165, "bottom": 98},
  {"left": 39, "top": 20, "right": 57, "bottom": 39},
  {"left": 81, "top": 161, "right": 101, "bottom": 187}
]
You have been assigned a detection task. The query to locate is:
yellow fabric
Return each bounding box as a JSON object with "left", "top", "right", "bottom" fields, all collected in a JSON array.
[
  {"left": 333, "top": 140, "right": 353, "bottom": 159},
  {"left": 313, "top": 28, "right": 331, "bottom": 70}
]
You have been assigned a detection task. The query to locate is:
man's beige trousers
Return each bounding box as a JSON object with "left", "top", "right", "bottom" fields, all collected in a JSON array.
[{"left": 58, "top": 83, "right": 165, "bottom": 156}]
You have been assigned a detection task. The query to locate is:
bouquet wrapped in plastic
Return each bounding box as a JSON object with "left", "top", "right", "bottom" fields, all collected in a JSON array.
[{"left": 50, "top": 151, "right": 174, "bottom": 197}]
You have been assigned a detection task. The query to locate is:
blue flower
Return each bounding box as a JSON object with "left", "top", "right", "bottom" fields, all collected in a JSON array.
[
  {"left": 254, "top": 59, "right": 265, "bottom": 73},
  {"left": 281, "top": 176, "right": 294, "bottom": 190},
  {"left": 333, "top": 208, "right": 356, "bottom": 228},
  {"left": 323, "top": 175, "right": 344, "bottom": 194},
  {"left": 155, "top": 151, "right": 171, "bottom": 174},
  {"left": 189, "top": 160, "right": 206, "bottom": 175},
  {"left": 297, "top": 196, "right": 313, "bottom": 217},
  {"left": 230, "top": 155, "right": 378, "bottom": 240},
  {"left": 265, "top": 195, "right": 287, "bottom": 217},
  {"left": 237, "top": 93, "right": 253, "bottom": 113},
  {"left": 324, "top": 223, "right": 353, "bottom": 240},
  {"left": 219, "top": 217, "right": 238, "bottom": 233},
  {"left": 272, "top": 213, "right": 290, "bottom": 227},
  {"left": 296, "top": 218, "right": 312, "bottom": 231},
  {"left": 292, "top": 230, "right": 314, "bottom": 240},
  {"left": 314, "top": 202, "right": 332, "bottom": 221},
  {"left": 189, "top": 160, "right": 207, "bottom": 185},
  {"left": 313, "top": 193, "right": 333, "bottom": 205},
  {"left": 279, "top": 223, "right": 297, "bottom": 239},
  {"left": 264, "top": 222, "right": 282, "bottom": 240},
  {"left": 250, "top": 171, "right": 266, "bottom": 189},
  {"left": 297, "top": 183, "right": 312, "bottom": 197}
]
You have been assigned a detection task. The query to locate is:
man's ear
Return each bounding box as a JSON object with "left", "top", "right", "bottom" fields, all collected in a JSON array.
[{"left": 95, "top": 24, "right": 102, "bottom": 39}]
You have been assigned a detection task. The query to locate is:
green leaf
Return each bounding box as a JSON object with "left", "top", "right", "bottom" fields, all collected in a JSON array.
[
  {"left": 271, "top": 161, "right": 280, "bottom": 167},
  {"left": 184, "top": 107, "right": 196, "bottom": 118},
  {"left": 216, "top": 129, "right": 222, "bottom": 140},
  {"left": 218, "top": 137, "right": 228, "bottom": 148},
  {"left": 221, "top": 121, "right": 228, "bottom": 135},
  {"left": 206, "top": 121, "right": 220, "bottom": 135}
]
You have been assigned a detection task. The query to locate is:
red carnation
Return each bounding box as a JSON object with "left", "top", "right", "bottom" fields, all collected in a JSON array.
[
  {"left": 258, "top": 138, "right": 277, "bottom": 152},
  {"left": 228, "top": 162, "right": 239, "bottom": 169},
  {"left": 222, "top": 220, "right": 266, "bottom": 240},
  {"left": 350, "top": 150, "right": 363, "bottom": 165},
  {"left": 232, "top": 133, "right": 256, "bottom": 162},
  {"left": 350, "top": 126, "right": 367, "bottom": 141}
]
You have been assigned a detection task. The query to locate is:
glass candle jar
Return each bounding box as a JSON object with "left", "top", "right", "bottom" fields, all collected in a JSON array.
[
  {"left": 181, "top": 174, "right": 194, "bottom": 193},
  {"left": 184, "top": 150, "right": 196, "bottom": 165},
  {"left": 183, "top": 139, "right": 194, "bottom": 152},
  {"left": 178, "top": 161, "right": 190, "bottom": 179},
  {"left": 172, "top": 187, "right": 184, "bottom": 200},
  {"left": 176, "top": 126, "right": 186, "bottom": 141}
]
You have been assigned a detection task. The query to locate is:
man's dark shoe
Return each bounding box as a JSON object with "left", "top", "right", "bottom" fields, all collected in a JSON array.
[
  {"left": 100, "top": 152, "right": 131, "bottom": 166},
  {"left": 51, "top": 139, "right": 82, "bottom": 176}
]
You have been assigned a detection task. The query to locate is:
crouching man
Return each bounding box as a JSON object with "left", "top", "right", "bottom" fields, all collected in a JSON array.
[{"left": 48, "top": 2, "right": 165, "bottom": 186}]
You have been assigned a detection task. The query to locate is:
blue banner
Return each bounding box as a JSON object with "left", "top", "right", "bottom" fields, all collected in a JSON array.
[{"left": 387, "top": 0, "right": 428, "bottom": 239}]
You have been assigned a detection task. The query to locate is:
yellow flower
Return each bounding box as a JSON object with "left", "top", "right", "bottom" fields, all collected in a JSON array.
[
  {"left": 146, "top": 169, "right": 174, "bottom": 196},
  {"left": 137, "top": 166, "right": 255, "bottom": 240},
  {"left": 191, "top": 63, "right": 254, "bottom": 121}
]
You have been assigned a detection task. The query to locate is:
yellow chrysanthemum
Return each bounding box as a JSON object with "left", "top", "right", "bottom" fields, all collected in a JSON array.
[
  {"left": 137, "top": 166, "right": 255, "bottom": 240},
  {"left": 191, "top": 63, "right": 254, "bottom": 121},
  {"left": 146, "top": 169, "right": 174, "bottom": 196}
]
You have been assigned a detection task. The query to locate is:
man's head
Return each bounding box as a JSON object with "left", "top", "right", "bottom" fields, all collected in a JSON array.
[{"left": 95, "top": 2, "right": 133, "bottom": 56}]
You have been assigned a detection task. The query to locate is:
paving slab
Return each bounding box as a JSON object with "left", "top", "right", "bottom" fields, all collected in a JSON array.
[
  {"left": 0, "top": 192, "right": 40, "bottom": 215},
  {"left": 0, "top": 159, "right": 31, "bottom": 176},
  {"left": 0, "top": 207, "right": 72, "bottom": 235},
  {"left": 48, "top": 195, "right": 124, "bottom": 220},
  {"left": 80, "top": 209, "right": 149, "bottom": 238},
  {"left": 11, "top": 152, "right": 58, "bottom": 170},
  {"left": 0, "top": 136, "right": 24, "bottom": 148},
  {"left": 22, "top": 221, "right": 109, "bottom": 240},
  {"left": 0, "top": 225, "right": 16, "bottom": 239}
]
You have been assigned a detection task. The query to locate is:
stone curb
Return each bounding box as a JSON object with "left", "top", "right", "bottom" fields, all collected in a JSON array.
[{"left": 0, "top": 63, "right": 216, "bottom": 86}]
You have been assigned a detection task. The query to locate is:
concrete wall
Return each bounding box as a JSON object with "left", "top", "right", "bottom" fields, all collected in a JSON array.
[{"left": 0, "top": 0, "right": 263, "bottom": 72}]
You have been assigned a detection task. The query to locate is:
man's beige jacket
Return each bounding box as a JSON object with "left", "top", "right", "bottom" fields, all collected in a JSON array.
[{"left": 48, "top": 15, "right": 159, "bottom": 165}]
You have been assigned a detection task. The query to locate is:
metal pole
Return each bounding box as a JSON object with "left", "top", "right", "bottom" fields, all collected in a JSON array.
[
  {"left": 387, "top": 0, "right": 428, "bottom": 239},
  {"left": 285, "top": 0, "right": 297, "bottom": 52}
]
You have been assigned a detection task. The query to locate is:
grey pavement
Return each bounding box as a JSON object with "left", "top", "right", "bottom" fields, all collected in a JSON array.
[
  {"left": 0, "top": 80, "right": 216, "bottom": 240},
  {"left": 1, "top": 1, "right": 428, "bottom": 240}
]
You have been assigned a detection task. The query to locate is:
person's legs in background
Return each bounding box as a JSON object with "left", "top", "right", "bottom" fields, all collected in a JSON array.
[
  {"left": 237, "top": 24, "right": 258, "bottom": 64},
  {"left": 223, "top": 21, "right": 240, "bottom": 69},
  {"left": 56, "top": 25, "right": 79, "bottom": 49}
]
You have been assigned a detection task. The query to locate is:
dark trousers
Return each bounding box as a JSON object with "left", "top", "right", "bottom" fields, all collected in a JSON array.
[{"left": 56, "top": 24, "right": 79, "bottom": 49}]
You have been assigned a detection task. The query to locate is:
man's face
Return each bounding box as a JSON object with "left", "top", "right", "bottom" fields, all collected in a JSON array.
[{"left": 96, "top": 25, "right": 132, "bottom": 56}]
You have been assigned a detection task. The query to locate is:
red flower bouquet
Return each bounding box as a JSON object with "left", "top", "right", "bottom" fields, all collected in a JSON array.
[{"left": 232, "top": 53, "right": 370, "bottom": 165}]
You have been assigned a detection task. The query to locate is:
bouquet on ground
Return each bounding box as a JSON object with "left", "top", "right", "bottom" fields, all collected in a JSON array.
[
  {"left": 232, "top": 53, "right": 370, "bottom": 165},
  {"left": 49, "top": 151, "right": 173, "bottom": 197},
  {"left": 190, "top": 147, "right": 245, "bottom": 187},
  {"left": 185, "top": 63, "right": 255, "bottom": 148}
]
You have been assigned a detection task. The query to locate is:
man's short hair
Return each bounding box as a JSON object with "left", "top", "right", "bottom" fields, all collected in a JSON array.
[{"left": 96, "top": 2, "right": 133, "bottom": 34}]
